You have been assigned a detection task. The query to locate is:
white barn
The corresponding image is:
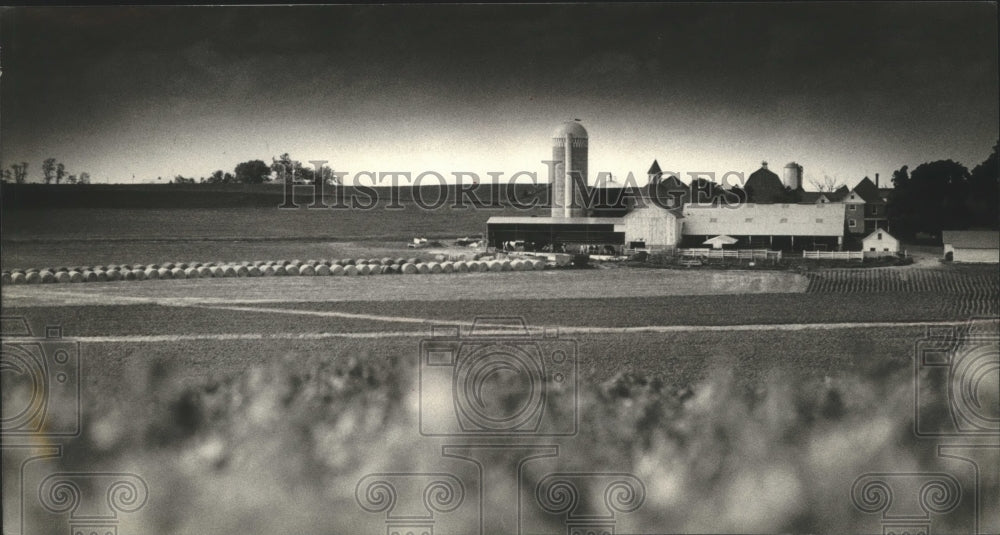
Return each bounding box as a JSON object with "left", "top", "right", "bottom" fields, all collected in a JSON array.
[
  {"left": 942, "top": 231, "right": 999, "bottom": 263},
  {"left": 862, "top": 229, "right": 899, "bottom": 257}
]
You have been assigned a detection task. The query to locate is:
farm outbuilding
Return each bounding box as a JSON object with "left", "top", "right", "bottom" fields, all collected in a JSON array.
[
  {"left": 861, "top": 229, "right": 899, "bottom": 257},
  {"left": 942, "top": 230, "right": 999, "bottom": 263},
  {"left": 681, "top": 202, "right": 846, "bottom": 251}
]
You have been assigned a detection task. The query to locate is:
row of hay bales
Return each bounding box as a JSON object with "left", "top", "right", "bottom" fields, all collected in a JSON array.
[{"left": 2, "top": 257, "right": 548, "bottom": 285}]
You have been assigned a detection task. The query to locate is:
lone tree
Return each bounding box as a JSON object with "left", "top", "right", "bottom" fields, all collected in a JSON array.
[
  {"left": 11, "top": 162, "right": 29, "bottom": 183},
  {"left": 42, "top": 158, "right": 57, "bottom": 184},
  {"left": 808, "top": 174, "right": 845, "bottom": 192},
  {"left": 78, "top": 172, "right": 90, "bottom": 184},
  {"left": 56, "top": 162, "right": 66, "bottom": 184},
  {"left": 234, "top": 159, "right": 270, "bottom": 184}
]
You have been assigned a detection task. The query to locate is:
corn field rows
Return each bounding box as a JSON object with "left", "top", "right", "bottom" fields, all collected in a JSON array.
[{"left": 807, "top": 268, "right": 999, "bottom": 317}]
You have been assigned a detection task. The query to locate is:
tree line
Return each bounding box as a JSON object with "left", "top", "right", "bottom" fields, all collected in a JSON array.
[
  {"left": 166, "top": 153, "right": 336, "bottom": 186},
  {"left": 887, "top": 141, "right": 998, "bottom": 239},
  {"left": 1, "top": 159, "right": 91, "bottom": 184}
]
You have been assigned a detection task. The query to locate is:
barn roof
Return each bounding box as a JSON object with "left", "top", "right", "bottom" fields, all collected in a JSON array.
[
  {"left": 681, "top": 203, "right": 846, "bottom": 236},
  {"left": 942, "top": 230, "right": 1000, "bottom": 249}
]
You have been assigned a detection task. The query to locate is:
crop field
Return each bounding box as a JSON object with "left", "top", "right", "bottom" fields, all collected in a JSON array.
[{"left": 2, "top": 203, "right": 998, "bottom": 534}]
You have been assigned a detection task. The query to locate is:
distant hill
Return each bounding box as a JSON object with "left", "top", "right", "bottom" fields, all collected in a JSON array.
[{"left": 0, "top": 183, "right": 554, "bottom": 210}]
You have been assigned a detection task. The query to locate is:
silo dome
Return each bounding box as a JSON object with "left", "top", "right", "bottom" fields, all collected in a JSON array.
[{"left": 553, "top": 121, "right": 588, "bottom": 138}]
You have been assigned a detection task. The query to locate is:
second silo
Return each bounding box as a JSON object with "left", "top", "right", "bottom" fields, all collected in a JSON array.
[{"left": 783, "top": 162, "right": 803, "bottom": 190}]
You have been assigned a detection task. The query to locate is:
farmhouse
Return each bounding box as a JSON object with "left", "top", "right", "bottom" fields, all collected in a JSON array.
[
  {"left": 942, "top": 230, "right": 1000, "bottom": 263},
  {"left": 861, "top": 229, "right": 899, "bottom": 256}
]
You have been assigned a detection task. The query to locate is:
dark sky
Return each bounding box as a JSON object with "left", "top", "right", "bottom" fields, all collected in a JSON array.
[{"left": 1, "top": 3, "right": 997, "bottom": 186}]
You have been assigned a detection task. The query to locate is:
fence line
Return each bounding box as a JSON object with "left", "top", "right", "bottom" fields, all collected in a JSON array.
[
  {"left": 676, "top": 248, "right": 782, "bottom": 260},
  {"left": 802, "top": 250, "right": 864, "bottom": 261}
]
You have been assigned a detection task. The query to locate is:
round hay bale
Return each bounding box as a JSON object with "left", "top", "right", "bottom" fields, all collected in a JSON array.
[
  {"left": 487, "top": 261, "right": 503, "bottom": 272},
  {"left": 394, "top": 257, "right": 406, "bottom": 265},
  {"left": 133, "top": 269, "right": 147, "bottom": 281},
  {"left": 12, "top": 269, "right": 25, "bottom": 275},
  {"left": 178, "top": 263, "right": 189, "bottom": 269},
  {"left": 172, "top": 267, "right": 186, "bottom": 279},
  {"left": 290, "top": 259, "right": 302, "bottom": 267},
  {"left": 344, "top": 258, "right": 356, "bottom": 266},
  {"left": 185, "top": 267, "right": 199, "bottom": 278},
  {"left": 300, "top": 264, "right": 316, "bottom": 276},
  {"left": 416, "top": 263, "right": 430, "bottom": 274},
  {"left": 205, "top": 266, "right": 220, "bottom": 277},
  {"left": 401, "top": 263, "right": 417, "bottom": 275},
  {"left": 331, "top": 265, "right": 345, "bottom": 276},
  {"left": 381, "top": 257, "right": 393, "bottom": 266},
  {"left": 144, "top": 268, "right": 158, "bottom": 280},
  {"left": 285, "top": 264, "right": 300, "bottom": 276},
  {"left": 344, "top": 265, "right": 359, "bottom": 276},
  {"left": 428, "top": 262, "right": 443, "bottom": 274},
  {"left": 163, "top": 262, "right": 175, "bottom": 270},
  {"left": 316, "top": 264, "right": 331, "bottom": 276},
  {"left": 236, "top": 265, "right": 249, "bottom": 277},
  {"left": 2, "top": 272, "right": 12, "bottom": 285},
  {"left": 26, "top": 268, "right": 40, "bottom": 274},
  {"left": 273, "top": 265, "right": 287, "bottom": 276},
  {"left": 107, "top": 270, "right": 123, "bottom": 282},
  {"left": 332, "top": 259, "right": 344, "bottom": 266},
  {"left": 406, "top": 257, "right": 418, "bottom": 265},
  {"left": 500, "top": 260, "right": 512, "bottom": 271},
  {"left": 240, "top": 260, "right": 251, "bottom": 267},
  {"left": 434, "top": 254, "right": 447, "bottom": 262},
  {"left": 223, "top": 266, "right": 237, "bottom": 277},
  {"left": 380, "top": 265, "right": 392, "bottom": 274},
  {"left": 39, "top": 270, "right": 55, "bottom": 283},
  {"left": 54, "top": 271, "right": 71, "bottom": 283},
  {"left": 306, "top": 259, "right": 317, "bottom": 266},
  {"left": 387, "top": 264, "right": 401, "bottom": 274},
  {"left": 158, "top": 268, "right": 172, "bottom": 280},
  {"left": 69, "top": 271, "right": 83, "bottom": 283},
  {"left": 12, "top": 272, "right": 27, "bottom": 284},
  {"left": 56, "top": 266, "right": 69, "bottom": 273},
  {"left": 247, "top": 266, "right": 261, "bottom": 277},
  {"left": 510, "top": 260, "right": 524, "bottom": 271},
  {"left": 440, "top": 261, "right": 454, "bottom": 273},
  {"left": 261, "top": 265, "right": 275, "bottom": 276},
  {"left": 80, "top": 270, "right": 95, "bottom": 282},
  {"left": 123, "top": 270, "right": 136, "bottom": 281},
  {"left": 252, "top": 260, "right": 265, "bottom": 267},
  {"left": 356, "top": 264, "right": 369, "bottom": 275},
  {"left": 453, "top": 261, "right": 468, "bottom": 273},
  {"left": 26, "top": 272, "right": 42, "bottom": 283}
]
